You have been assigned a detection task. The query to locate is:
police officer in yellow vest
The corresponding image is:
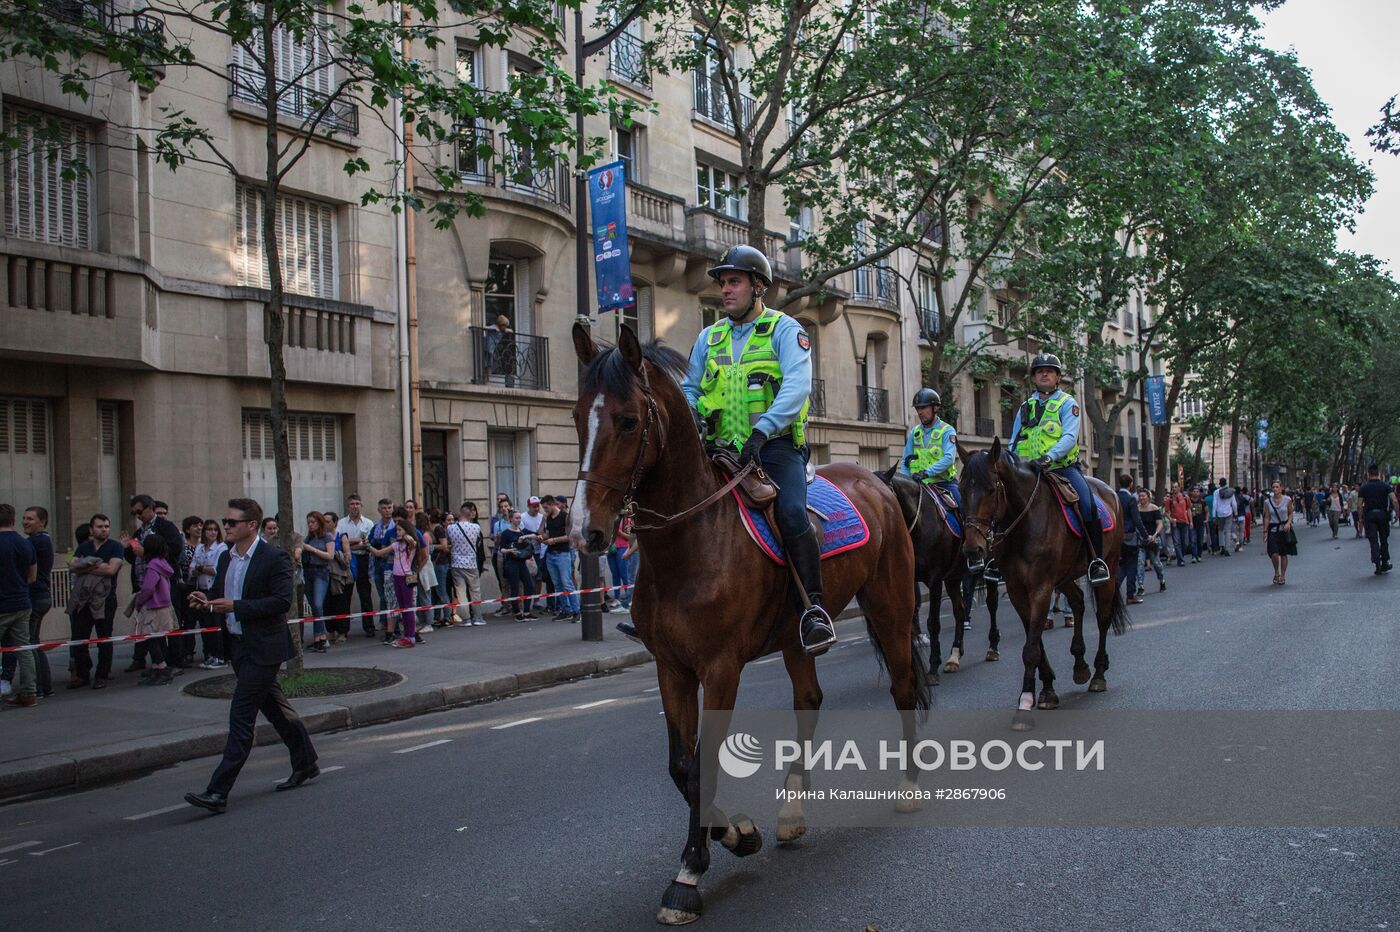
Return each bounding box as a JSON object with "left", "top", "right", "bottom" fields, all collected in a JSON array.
[
  {"left": 678, "top": 245, "right": 837, "bottom": 656},
  {"left": 1005, "top": 353, "right": 1111, "bottom": 585},
  {"left": 900, "top": 388, "right": 961, "bottom": 509}
]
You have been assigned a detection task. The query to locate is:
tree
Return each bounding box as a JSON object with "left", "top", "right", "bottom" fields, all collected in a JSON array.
[{"left": 3, "top": 0, "right": 627, "bottom": 668}]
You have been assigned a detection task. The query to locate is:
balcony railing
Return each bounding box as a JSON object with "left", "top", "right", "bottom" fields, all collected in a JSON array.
[
  {"left": 503, "top": 138, "right": 571, "bottom": 208},
  {"left": 455, "top": 124, "right": 494, "bottom": 183},
  {"left": 49, "top": 0, "right": 165, "bottom": 47},
  {"left": 470, "top": 326, "right": 549, "bottom": 391},
  {"left": 692, "top": 72, "right": 755, "bottom": 131},
  {"left": 975, "top": 417, "right": 995, "bottom": 437},
  {"left": 916, "top": 304, "right": 938, "bottom": 339},
  {"left": 809, "top": 378, "right": 826, "bottom": 418},
  {"left": 608, "top": 31, "right": 650, "bottom": 88},
  {"left": 785, "top": 118, "right": 807, "bottom": 161},
  {"left": 852, "top": 265, "right": 897, "bottom": 308},
  {"left": 227, "top": 63, "right": 359, "bottom": 136},
  {"left": 858, "top": 385, "right": 888, "bottom": 423}
]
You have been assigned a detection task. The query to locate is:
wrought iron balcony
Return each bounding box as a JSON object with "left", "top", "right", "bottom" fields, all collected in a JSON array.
[
  {"left": 975, "top": 417, "right": 995, "bottom": 437},
  {"left": 503, "top": 137, "right": 571, "bottom": 208},
  {"left": 858, "top": 385, "right": 888, "bottom": 423},
  {"left": 608, "top": 31, "right": 650, "bottom": 88},
  {"left": 470, "top": 326, "right": 549, "bottom": 391},
  {"left": 454, "top": 124, "right": 494, "bottom": 183},
  {"left": 852, "top": 265, "right": 898, "bottom": 308},
  {"left": 785, "top": 118, "right": 807, "bottom": 161},
  {"left": 809, "top": 378, "right": 826, "bottom": 418},
  {"left": 916, "top": 304, "right": 939, "bottom": 340},
  {"left": 692, "top": 72, "right": 755, "bottom": 131},
  {"left": 49, "top": 0, "right": 164, "bottom": 47},
  {"left": 227, "top": 63, "right": 359, "bottom": 136}
]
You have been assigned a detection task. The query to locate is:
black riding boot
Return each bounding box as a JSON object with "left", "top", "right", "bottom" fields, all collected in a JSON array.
[
  {"left": 788, "top": 527, "right": 836, "bottom": 656},
  {"left": 1085, "top": 519, "right": 1110, "bottom": 585}
]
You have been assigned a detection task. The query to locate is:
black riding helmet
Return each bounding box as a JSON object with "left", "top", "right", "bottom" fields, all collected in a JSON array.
[
  {"left": 1029, "top": 352, "right": 1063, "bottom": 374},
  {"left": 707, "top": 245, "right": 773, "bottom": 288},
  {"left": 912, "top": 388, "right": 941, "bottom": 408}
]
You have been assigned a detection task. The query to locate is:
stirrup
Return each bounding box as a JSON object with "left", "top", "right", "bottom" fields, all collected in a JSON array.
[
  {"left": 799, "top": 605, "right": 836, "bottom": 657},
  {"left": 981, "top": 560, "right": 1003, "bottom": 584},
  {"left": 1087, "top": 558, "right": 1110, "bottom": 585}
]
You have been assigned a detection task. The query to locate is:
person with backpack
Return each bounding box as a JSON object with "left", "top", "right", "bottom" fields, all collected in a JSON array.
[{"left": 447, "top": 503, "right": 487, "bottom": 626}]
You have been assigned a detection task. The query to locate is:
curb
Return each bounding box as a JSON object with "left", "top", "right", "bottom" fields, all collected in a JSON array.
[{"left": 0, "top": 648, "right": 657, "bottom": 803}]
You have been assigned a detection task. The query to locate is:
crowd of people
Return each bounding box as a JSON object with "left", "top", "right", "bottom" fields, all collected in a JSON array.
[{"left": 0, "top": 490, "right": 642, "bottom": 706}]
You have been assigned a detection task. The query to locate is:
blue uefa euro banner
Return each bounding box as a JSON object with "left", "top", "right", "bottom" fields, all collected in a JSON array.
[
  {"left": 1145, "top": 375, "right": 1169, "bottom": 426},
  {"left": 588, "top": 160, "right": 635, "bottom": 314}
]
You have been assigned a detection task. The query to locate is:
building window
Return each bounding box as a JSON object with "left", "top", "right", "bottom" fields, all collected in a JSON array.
[
  {"left": 616, "top": 283, "right": 652, "bottom": 342},
  {"left": 917, "top": 268, "right": 939, "bottom": 335},
  {"left": 484, "top": 260, "right": 518, "bottom": 330},
  {"left": 229, "top": 12, "right": 343, "bottom": 129},
  {"left": 240, "top": 410, "right": 343, "bottom": 515},
  {"left": 488, "top": 430, "right": 532, "bottom": 510},
  {"left": 612, "top": 123, "right": 640, "bottom": 183},
  {"left": 3, "top": 106, "right": 93, "bottom": 249},
  {"left": 695, "top": 162, "right": 745, "bottom": 220},
  {"left": 701, "top": 301, "right": 721, "bottom": 329},
  {"left": 236, "top": 185, "right": 337, "bottom": 299}
]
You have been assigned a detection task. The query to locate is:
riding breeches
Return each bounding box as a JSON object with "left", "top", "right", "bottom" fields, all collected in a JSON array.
[{"left": 760, "top": 436, "right": 811, "bottom": 539}]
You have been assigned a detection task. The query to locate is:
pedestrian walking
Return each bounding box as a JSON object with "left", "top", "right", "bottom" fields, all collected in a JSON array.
[
  {"left": 1166, "top": 484, "right": 1192, "bottom": 566},
  {"left": 1265, "top": 480, "right": 1296, "bottom": 586},
  {"left": 1211, "top": 478, "right": 1237, "bottom": 556},
  {"left": 132, "top": 535, "right": 176, "bottom": 686},
  {"left": 447, "top": 503, "right": 486, "bottom": 626},
  {"left": 1117, "top": 475, "right": 1147, "bottom": 605},
  {"left": 1327, "top": 485, "right": 1344, "bottom": 539},
  {"left": 1348, "top": 484, "right": 1363, "bottom": 537},
  {"left": 184, "top": 498, "right": 318, "bottom": 814},
  {"left": 0, "top": 503, "right": 37, "bottom": 708},
  {"left": 1137, "top": 490, "right": 1167, "bottom": 593},
  {"left": 1359, "top": 464, "right": 1394, "bottom": 575},
  {"left": 1189, "top": 487, "right": 1208, "bottom": 563}
]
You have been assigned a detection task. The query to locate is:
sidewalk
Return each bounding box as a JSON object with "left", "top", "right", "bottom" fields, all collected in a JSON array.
[{"left": 0, "top": 609, "right": 653, "bottom": 801}]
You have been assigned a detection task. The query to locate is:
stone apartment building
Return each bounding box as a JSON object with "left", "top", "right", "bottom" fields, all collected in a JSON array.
[{"left": 0, "top": 2, "right": 1155, "bottom": 529}]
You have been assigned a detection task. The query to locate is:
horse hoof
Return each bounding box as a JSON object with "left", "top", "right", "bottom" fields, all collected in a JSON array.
[
  {"left": 776, "top": 816, "right": 807, "bottom": 844},
  {"left": 1088, "top": 676, "right": 1107, "bottom": 693},
  {"left": 927, "top": 670, "right": 941, "bottom": 688},
  {"left": 1011, "top": 709, "right": 1034, "bottom": 732},
  {"left": 1072, "top": 665, "right": 1091, "bottom": 685},
  {"left": 942, "top": 659, "right": 961, "bottom": 673},
  {"left": 1037, "top": 691, "right": 1059, "bottom": 710},
  {"left": 985, "top": 649, "right": 1000, "bottom": 662},
  {"left": 658, "top": 883, "right": 703, "bottom": 925},
  {"left": 726, "top": 814, "right": 762, "bottom": 858}
]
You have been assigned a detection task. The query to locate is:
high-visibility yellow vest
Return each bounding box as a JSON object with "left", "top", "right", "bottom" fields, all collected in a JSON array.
[
  {"left": 910, "top": 421, "right": 957, "bottom": 483},
  {"left": 696, "top": 308, "right": 808, "bottom": 448},
  {"left": 1012, "top": 394, "right": 1079, "bottom": 467}
]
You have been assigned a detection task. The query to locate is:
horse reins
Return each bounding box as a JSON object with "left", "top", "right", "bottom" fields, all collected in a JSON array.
[
  {"left": 964, "top": 468, "right": 1043, "bottom": 554},
  {"left": 577, "top": 368, "right": 757, "bottom": 532}
]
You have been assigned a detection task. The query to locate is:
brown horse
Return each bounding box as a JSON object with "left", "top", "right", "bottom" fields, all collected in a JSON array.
[
  {"left": 958, "top": 438, "right": 1130, "bottom": 717},
  {"left": 569, "top": 323, "right": 929, "bottom": 925}
]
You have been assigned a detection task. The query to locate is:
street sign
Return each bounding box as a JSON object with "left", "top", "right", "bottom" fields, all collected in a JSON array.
[{"left": 588, "top": 160, "right": 635, "bottom": 314}]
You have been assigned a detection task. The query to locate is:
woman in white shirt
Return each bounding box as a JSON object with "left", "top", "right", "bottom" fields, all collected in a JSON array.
[{"left": 193, "top": 519, "right": 229, "bottom": 668}]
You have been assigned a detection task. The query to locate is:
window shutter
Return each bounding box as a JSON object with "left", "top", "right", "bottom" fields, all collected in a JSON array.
[
  {"left": 29, "top": 401, "right": 47, "bottom": 455},
  {"left": 12, "top": 400, "right": 27, "bottom": 455},
  {"left": 0, "top": 400, "right": 9, "bottom": 453},
  {"left": 637, "top": 285, "right": 653, "bottom": 342},
  {"left": 297, "top": 415, "right": 311, "bottom": 461},
  {"left": 4, "top": 107, "right": 91, "bottom": 248}
]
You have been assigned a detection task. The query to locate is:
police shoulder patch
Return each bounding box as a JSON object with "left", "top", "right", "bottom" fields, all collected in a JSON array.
[
  {"left": 1071, "top": 404, "right": 1080, "bottom": 417},
  {"left": 797, "top": 331, "right": 811, "bottom": 351}
]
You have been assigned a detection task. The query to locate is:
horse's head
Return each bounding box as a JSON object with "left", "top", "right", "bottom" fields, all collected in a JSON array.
[
  {"left": 569, "top": 322, "right": 690, "bottom": 554},
  {"left": 958, "top": 436, "right": 1013, "bottom": 570}
]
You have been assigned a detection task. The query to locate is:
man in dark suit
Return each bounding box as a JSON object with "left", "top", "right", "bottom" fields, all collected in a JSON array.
[{"left": 185, "top": 498, "right": 318, "bottom": 813}]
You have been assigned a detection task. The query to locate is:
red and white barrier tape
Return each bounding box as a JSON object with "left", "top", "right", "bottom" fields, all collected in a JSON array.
[{"left": 0, "top": 584, "right": 635, "bottom": 654}]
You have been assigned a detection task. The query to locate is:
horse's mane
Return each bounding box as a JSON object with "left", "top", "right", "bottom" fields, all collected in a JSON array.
[
  {"left": 581, "top": 340, "right": 689, "bottom": 397},
  {"left": 963, "top": 444, "right": 1025, "bottom": 488}
]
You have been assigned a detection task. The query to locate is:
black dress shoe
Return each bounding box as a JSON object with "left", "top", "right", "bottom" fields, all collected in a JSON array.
[
  {"left": 184, "top": 791, "right": 228, "bottom": 813},
  {"left": 274, "top": 765, "right": 321, "bottom": 791}
]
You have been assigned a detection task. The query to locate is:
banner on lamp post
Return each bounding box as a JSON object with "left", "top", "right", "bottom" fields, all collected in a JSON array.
[
  {"left": 1145, "top": 375, "right": 1169, "bottom": 426},
  {"left": 588, "top": 160, "right": 634, "bottom": 315}
]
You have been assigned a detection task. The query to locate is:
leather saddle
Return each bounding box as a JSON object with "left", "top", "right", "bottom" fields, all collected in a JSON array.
[
  {"left": 928, "top": 483, "right": 960, "bottom": 515},
  {"left": 710, "top": 447, "right": 778, "bottom": 511},
  {"left": 1045, "top": 470, "right": 1079, "bottom": 504}
]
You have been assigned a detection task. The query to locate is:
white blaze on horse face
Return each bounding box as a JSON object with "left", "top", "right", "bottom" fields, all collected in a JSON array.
[{"left": 571, "top": 393, "right": 606, "bottom": 542}]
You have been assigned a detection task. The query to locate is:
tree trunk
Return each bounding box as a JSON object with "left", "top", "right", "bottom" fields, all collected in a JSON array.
[
  {"left": 261, "top": 12, "right": 302, "bottom": 676},
  {"left": 1227, "top": 409, "right": 1241, "bottom": 488},
  {"left": 1154, "top": 369, "right": 1188, "bottom": 500}
]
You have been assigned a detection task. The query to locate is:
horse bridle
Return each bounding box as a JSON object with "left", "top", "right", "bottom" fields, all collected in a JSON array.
[
  {"left": 576, "top": 368, "right": 756, "bottom": 532},
  {"left": 963, "top": 468, "right": 1043, "bottom": 554}
]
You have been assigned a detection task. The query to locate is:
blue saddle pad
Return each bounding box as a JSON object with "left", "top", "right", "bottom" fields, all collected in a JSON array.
[
  {"left": 1051, "top": 483, "right": 1116, "bottom": 538},
  {"left": 734, "top": 474, "right": 870, "bottom": 565},
  {"left": 924, "top": 486, "right": 962, "bottom": 538}
]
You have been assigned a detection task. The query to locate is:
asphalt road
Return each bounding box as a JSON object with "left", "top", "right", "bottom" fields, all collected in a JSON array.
[{"left": 2, "top": 522, "right": 1397, "bottom": 931}]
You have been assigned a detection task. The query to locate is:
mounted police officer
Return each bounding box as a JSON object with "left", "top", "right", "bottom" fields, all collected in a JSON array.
[
  {"left": 900, "top": 388, "right": 960, "bottom": 509},
  {"left": 669, "top": 245, "right": 837, "bottom": 656},
  {"left": 1003, "top": 352, "right": 1110, "bottom": 586}
]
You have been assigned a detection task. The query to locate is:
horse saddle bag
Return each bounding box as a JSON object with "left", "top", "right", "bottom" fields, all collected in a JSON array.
[
  {"left": 1045, "top": 470, "right": 1080, "bottom": 504},
  {"left": 710, "top": 448, "right": 778, "bottom": 511}
]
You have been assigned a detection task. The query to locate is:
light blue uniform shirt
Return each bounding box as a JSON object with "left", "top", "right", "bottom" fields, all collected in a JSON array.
[
  {"left": 223, "top": 535, "right": 262, "bottom": 636},
  {"left": 681, "top": 310, "right": 812, "bottom": 439},
  {"left": 899, "top": 418, "right": 957, "bottom": 478},
  {"left": 1009, "top": 389, "right": 1081, "bottom": 464}
]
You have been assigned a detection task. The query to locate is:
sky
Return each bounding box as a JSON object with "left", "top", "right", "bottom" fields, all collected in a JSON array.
[{"left": 1258, "top": 0, "right": 1400, "bottom": 273}]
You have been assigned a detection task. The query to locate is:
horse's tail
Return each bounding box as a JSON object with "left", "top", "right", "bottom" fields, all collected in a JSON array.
[
  {"left": 862, "top": 617, "right": 933, "bottom": 713},
  {"left": 1105, "top": 585, "right": 1131, "bottom": 636}
]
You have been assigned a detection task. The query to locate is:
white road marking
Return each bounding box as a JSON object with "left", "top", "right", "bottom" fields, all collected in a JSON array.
[
  {"left": 0, "top": 859, "right": 15, "bottom": 867},
  {"left": 28, "top": 842, "right": 80, "bottom": 856},
  {"left": 573, "top": 699, "right": 617, "bottom": 710},
  {"left": 0, "top": 841, "right": 41, "bottom": 854},
  {"left": 393, "top": 739, "right": 453, "bottom": 754},
  {"left": 123, "top": 805, "right": 186, "bottom": 822},
  {"left": 841, "top": 635, "right": 864, "bottom": 643},
  {"left": 753, "top": 656, "right": 782, "bottom": 665},
  {"left": 642, "top": 686, "right": 660, "bottom": 693},
  {"left": 490, "top": 717, "right": 542, "bottom": 730}
]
